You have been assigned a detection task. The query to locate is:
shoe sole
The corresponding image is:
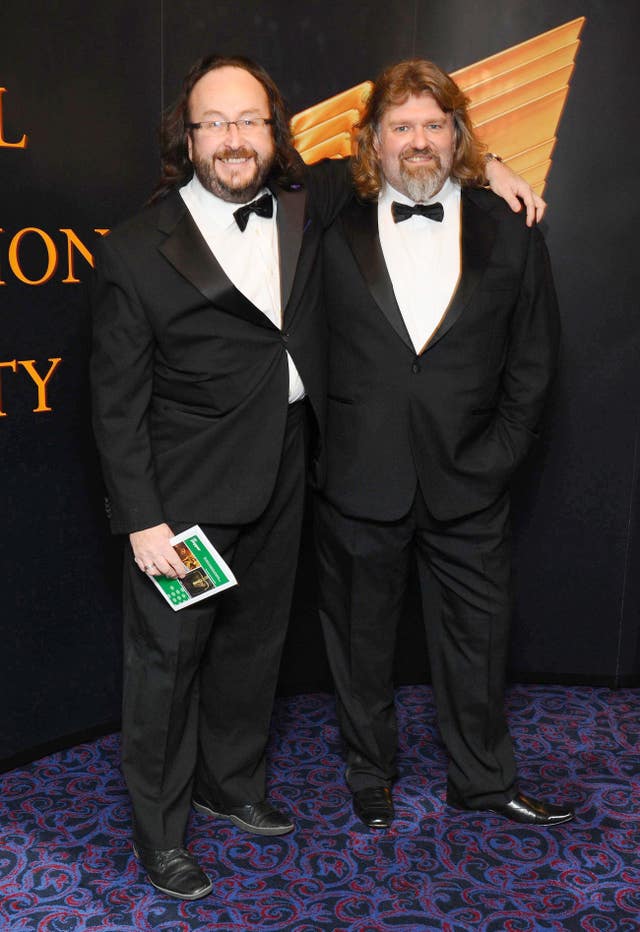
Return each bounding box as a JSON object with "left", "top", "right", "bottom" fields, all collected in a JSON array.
[
  {"left": 192, "top": 799, "right": 294, "bottom": 836},
  {"left": 487, "top": 809, "right": 575, "bottom": 825},
  {"left": 356, "top": 818, "right": 393, "bottom": 829},
  {"left": 147, "top": 877, "right": 213, "bottom": 900},
  {"left": 448, "top": 802, "right": 575, "bottom": 825},
  {"left": 133, "top": 845, "right": 213, "bottom": 900}
]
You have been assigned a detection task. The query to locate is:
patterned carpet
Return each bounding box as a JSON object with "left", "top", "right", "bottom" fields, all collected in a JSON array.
[{"left": 1, "top": 685, "right": 639, "bottom": 931}]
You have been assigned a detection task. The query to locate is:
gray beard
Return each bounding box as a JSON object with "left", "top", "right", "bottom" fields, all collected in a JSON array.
[
  {"left": 193, "top": 150, "right": 274, "bottom": 204},
  {"left": 400, "top": 164, "right": 447, "bottom": 202},
  {"left": 399, "top": 148, "right": 450, "bottom": 202}
]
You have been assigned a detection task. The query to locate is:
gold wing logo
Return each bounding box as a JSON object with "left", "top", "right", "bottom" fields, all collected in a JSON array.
[{"left": 291, "top": 17, "right": 585, "bottom": 196}]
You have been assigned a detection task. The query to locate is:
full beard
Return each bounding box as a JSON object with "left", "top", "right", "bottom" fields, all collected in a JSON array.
[
  {"left": 399, "top": 148, "right": 450, "bottom": 202},
  {"left": 193, "top": 145, "right": 274, "bottom": 203}
]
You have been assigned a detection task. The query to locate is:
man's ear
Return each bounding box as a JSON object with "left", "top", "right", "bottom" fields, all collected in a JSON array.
[{"left": 186, "top": 130, "right": 193, "bottom": 161}]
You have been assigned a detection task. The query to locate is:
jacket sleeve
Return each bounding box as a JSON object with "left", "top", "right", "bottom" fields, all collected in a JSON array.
[
  {"left": 305, "top": 157, "right": 354, "bottom": 228},
  {"left": 89, "top": 235, "right": 166, "bottom": 534},
  {"left": 495, "top": 224, "right": 561, "bottom": 472}
]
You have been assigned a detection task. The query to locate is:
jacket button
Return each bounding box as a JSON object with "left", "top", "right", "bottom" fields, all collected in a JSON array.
[
  {"left": 282, "top": 332, "right": 289, "bottom": 344},
  {"left": 412, "top": 361, "right": 421, "bottom": 374}
]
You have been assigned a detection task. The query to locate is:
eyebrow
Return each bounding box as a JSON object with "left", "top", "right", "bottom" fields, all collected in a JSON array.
[
  {"left": 197, "top": 108, "right": 265, "bottom": 120},
  {"left": 388, "top": 117, "right": 445, "bottom": 125}
]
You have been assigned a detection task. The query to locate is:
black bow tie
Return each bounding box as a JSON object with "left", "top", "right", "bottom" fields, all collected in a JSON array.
[
  {"left": 233, "top": 193, "right": 274, "bottom": 231},
  {"left": 391, "top": 201, "right": 444, "bottom": 224}
]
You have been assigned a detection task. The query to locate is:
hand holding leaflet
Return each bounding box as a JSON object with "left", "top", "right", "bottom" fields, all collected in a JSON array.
[{"left": 150, "top": 525, "right": 237, "bottom": 611}]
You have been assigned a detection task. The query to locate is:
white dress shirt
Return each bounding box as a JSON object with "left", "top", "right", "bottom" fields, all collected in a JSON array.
[
  {"left": 378, "top": 177, "right": 461, "bottom": 353},
  {"left": 180, "top": 174, "right": 305, "bottom": 402}
]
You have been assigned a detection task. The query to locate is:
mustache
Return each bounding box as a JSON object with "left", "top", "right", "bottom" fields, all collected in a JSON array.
[
  {"left": 401, "top": 147, "right": 441, "bottom": 162},
  {"left": 214, "top": 146, "right": 257, "bottom": 160}
]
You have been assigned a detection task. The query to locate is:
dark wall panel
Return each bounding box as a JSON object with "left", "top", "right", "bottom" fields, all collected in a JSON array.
[
  {"left": 1, "top": 0, "right": 160, "bottom": 763},
  {"left": 161, "top": 0, "right": 417, "bottom": 114}
]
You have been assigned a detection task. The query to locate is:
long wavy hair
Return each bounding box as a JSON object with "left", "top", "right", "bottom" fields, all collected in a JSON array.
[
  {"left": 352, "top": 59, "right": 486, "bottom": 200},
  {"left": 149, "top": 54, "right": 303, "bottom": 203}
]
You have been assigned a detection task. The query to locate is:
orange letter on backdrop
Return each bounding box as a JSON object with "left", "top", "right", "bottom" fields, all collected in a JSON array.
[
  {"left": 8, "top": 228, "right": 58, "bottom": 285},
  {"left": 0, "top": 88, "right": 27, "bottom": 149},
  {"left": 18, "top": 358, "right": 62, "bottom": 413},
  {"left": 0, "top": 360, "right": 18, "bottom": 416},
  {"left": 60, "top": 228, "right": 109, "bottom": 283}
]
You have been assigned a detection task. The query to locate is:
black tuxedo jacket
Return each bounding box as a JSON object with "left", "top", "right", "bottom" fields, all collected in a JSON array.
[
  {"left": 91, "top": 164, "right": 349, "bottom": 534},
  {"left": 321, "top": 186, "right": 561, "bottom": 522}
]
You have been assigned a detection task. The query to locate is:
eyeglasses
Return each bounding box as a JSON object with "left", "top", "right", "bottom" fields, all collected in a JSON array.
[{"left": 186, "top": 118, "right": 274, "bottom": 136}]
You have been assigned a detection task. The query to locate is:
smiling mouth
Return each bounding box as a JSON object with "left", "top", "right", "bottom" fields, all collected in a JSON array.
[
  {"left": 402, "top": 149, "right": 438, "bottom": 163},
  {"left": 215, "top": 147, "right": 256, "bottom": 167}
]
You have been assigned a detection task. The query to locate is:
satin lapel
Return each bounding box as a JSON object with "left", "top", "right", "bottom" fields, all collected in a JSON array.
[
  {"left": 274, "top": 185, "right": 306, "bottom": 315},
  {"left": 423, "top": 188, "right": 497, "bottom": 352},
  {"left": 341, "top": 199, "right": 413, "bottom": 350},
  {"left": 157, "top": 191, "right": 275, "bottom": 330}
]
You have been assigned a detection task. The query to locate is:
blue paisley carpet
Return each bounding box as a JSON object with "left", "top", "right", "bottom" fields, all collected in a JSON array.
[{"left": 1, "top": 685, "right": 639, "bottom": 931}]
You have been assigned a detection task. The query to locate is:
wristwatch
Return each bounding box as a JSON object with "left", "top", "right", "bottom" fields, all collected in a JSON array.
[{"left": 484, "top": 152, "right": 503, "bottom": 163}]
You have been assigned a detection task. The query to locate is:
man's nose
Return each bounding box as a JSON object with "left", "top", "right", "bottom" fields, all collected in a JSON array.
[
  {"left": 225, "top": 121, "right": 242, "bottom": 144},
  {"left": 411, "top": 125, "right": 429, "bottom": 149}
]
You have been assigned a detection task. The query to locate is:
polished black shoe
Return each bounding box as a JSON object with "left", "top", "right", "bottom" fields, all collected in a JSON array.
[
  {"left": 193, "top": 795, "right": 294, "bottom": 835},
  {"left": 133, "top": 844, "right": 212, "bottom": 900},
  {"left": 448, "top": 790, "right": 574, "bottom": 825},
  {"left": 352, "top": 786, "right": 395, "bottom": 829}
]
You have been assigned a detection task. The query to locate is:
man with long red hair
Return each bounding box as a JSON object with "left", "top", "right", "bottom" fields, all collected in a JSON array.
[{"left": 316, "top": 59, "right": 574, "bottom": 830}]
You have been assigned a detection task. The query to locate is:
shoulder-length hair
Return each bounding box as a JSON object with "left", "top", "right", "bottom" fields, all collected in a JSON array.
[
  {"left": 352, "top": 59, "right": 486, "bottom": 200},
  {"left": 149, "top": 54, "right": 303, "bottom": 203}
]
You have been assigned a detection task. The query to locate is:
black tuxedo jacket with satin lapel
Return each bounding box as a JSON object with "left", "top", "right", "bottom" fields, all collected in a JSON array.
[
  {"left": 321, "top": 185, "right": 561, "bottom": 523},
  {"left": 90, "top": 163, "right": 350, "bottom": 534}
]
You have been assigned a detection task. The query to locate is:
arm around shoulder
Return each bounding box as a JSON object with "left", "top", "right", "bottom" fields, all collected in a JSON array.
[{"left": 305, "top": 157, "right": 354, "bottom": 227}]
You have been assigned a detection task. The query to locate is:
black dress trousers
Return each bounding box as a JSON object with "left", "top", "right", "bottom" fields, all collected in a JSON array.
[
  {"left": 121, "top": 401, "right": 308, "bottom": 849},
  {"left": 316, "top": 487, "right": 518, "bottom": 808}
]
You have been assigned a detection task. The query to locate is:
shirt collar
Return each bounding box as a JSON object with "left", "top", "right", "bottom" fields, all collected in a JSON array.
[
  {"left": 181, "top": 173, "right": 272, "bottom": 231},
  {"left": 380, "top": 176, "right": 460, "bottom": 213}
]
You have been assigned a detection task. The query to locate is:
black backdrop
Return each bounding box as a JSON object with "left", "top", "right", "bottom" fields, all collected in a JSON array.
[{"left": 2, "top": 0, "right": 639, "bottom": 769}]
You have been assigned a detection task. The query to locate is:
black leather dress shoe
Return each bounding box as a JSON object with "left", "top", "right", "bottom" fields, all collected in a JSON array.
[
  {"left": 133, "top": 844, "right": 212, "bottom": 900},
  {"left": 352, "top": 786, "right": 394, "bottom": 829},
  {"left": 448, "top": 790, "right": 574, "bottom": 825},
  {"left": 193, "top": 795, "right": 294, "bottom": 835}
]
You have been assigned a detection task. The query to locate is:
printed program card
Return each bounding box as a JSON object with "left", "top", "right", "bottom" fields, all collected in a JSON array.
[{"left": 151, "top": 525, "right": 237, "bottom": 611}]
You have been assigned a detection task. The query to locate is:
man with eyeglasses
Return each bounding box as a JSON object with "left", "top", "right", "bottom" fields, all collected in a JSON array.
[{"left": 90, "top": 53, "right": 545, "bottom": 899}]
